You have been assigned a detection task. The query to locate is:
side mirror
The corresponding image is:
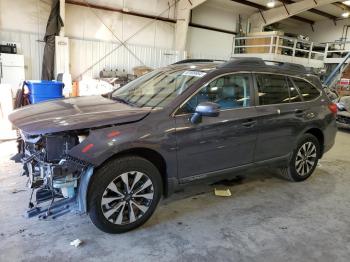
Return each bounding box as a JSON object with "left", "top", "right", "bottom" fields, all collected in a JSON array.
[{"left": 190, "top": 102, "right": 220, "bottom": 124}]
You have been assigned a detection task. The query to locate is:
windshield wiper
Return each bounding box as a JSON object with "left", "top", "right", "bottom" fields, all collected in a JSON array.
[{"left": 110, "top": 96, "right": 137, "bottom": 107}]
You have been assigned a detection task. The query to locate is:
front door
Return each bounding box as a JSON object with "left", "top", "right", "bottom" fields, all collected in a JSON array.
[{"left": 174, "top": 73, "right": 258, "bottom": 181}]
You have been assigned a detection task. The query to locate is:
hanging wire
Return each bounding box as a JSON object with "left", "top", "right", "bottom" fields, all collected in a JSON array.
[{"left": 74, "top": 0, "right": 180, "bottom": 81}]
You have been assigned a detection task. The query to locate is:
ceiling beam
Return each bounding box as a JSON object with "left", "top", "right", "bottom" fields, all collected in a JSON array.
[
  {"left": 65, "top": 0, "right": 176, "bottom": 23},
  {"left": 333, "top": 2, "right": 350, "bottom": 11},
  {"left": 280, "top": 0, "right": 338, "bottom": 20},
  {"left": 66, "top": 0, "right": 236, "bottom": 36},
  {"left": 230, "top": 0, "right": 315, "bottom": 24}
]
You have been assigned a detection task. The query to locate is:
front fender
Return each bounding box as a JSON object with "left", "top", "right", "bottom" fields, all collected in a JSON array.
[
  {"left": 77, "top": 166, "right": 94, "bottom": 213},
  {"left": 68, "top": 125, "right": 144, "bottom": 166}
]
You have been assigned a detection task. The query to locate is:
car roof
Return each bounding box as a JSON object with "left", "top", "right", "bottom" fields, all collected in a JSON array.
[
  {"left": 169, "top": 58, "right": 313, "bottom": 78},
  {"left": 165, "top": 62, "right": 220, "bottom": 71}
]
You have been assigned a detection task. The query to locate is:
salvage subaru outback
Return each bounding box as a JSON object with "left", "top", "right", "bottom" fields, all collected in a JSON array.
[{"left": 9, "top": 58, "right": 337, "bottom": 233}]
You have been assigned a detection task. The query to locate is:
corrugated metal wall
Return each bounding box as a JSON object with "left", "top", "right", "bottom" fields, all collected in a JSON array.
[
  {"left": 189, "top": 52, "right": 230, "bottom": 61},
  {"left": 69, "top": 37, "right": 186, "bottom": 80},
  {"left": 1, "top": 30, "right": 186, "bottom": 80},
  {"left": 0, "top": 30, "right": 45, "bottom": 80}
]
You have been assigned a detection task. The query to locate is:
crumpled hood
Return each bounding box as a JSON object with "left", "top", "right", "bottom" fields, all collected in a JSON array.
[{"left": 9, "top": 96, "right": 151, "bottom": 135}]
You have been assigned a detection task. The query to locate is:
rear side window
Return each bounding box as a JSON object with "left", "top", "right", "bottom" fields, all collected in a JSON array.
[
  {"left": 256, "top": 74, "right": 290, "bottom": 105},
  {"left": 292, "top": 78, "right": 320, "bottom": 101},
  {"left": 287, "top": 77, "right": 302, "bottom": 102}
]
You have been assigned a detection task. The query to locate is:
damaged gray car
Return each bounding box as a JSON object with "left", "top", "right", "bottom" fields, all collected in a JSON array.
[
  {"left": 9, "top": 58, "right": 337, "bottom": 233},
  {"left": 336, "top": 96, "right": 350, "bottom": 129}
]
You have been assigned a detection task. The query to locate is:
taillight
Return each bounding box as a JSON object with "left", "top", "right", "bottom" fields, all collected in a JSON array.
[{"left": 328, "top": 103, "right": 338, "bottom": 115}]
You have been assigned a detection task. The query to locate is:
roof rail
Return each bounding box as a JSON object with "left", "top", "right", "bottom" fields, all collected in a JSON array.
[
  {"left": 219, "top": 58, "right": 307, "bottom": 73},
  {"left": 265, "top": 61, "right": 307, "bottom": 73},
  {"left": 218, "top": 57, "right": 265, "bottom": 68},
  {"left": 172, "top": 59, "right": 226, "bottom": 64}
]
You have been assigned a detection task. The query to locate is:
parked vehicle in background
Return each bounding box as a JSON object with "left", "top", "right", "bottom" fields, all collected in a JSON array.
[
  {"left": 9, "top": 58, "right": 337, "bottom": 233},
  {"left": 336, "top": 96, "right": 350, "bottom": 129},
  {"left": 323, "top": 86, "right": 339, "bottom": 102}
]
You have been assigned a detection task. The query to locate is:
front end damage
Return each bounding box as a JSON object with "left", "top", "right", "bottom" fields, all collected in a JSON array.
[
  {"left": 336, "top": 112, "right": 350, "bottom": 129},
  {"left": 17, "top": 130, "right": 93, "bottom": 219}
]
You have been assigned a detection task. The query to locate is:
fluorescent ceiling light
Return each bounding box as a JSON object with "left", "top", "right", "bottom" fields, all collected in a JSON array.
[
  {"left": 342, "top": 11, "right": 350, "bottom": 18},
  {"left": 343, "top": 1, "right": 350, "bottom": 6},
  {"left": 267, "top": 0, "right": 276, "bottom": 8}
]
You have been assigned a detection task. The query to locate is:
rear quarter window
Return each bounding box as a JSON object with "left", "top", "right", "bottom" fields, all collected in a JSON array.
[{"left": 292, "top": 78, "right": 320, "bottom": 101}]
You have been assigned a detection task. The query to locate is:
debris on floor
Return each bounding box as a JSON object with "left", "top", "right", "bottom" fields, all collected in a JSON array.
[
  {"left": 11, "top": 189, "right": 26, "bottom": 194},
  {"left": 214, "top": 188, "right": 232, "bottom": 197},
  {"left": 70, "top": 239, "right": 83, "bottom": 248}
]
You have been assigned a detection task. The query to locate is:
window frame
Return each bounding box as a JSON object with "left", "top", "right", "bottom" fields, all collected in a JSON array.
[
  {"left": 254, "top": 73, "right": 291, "bottom": 106},
  {"left": 286, "top": 76, "right": 303, "bottom": 103},
  {"left": 173, "top": 71, "right": 255, "bottom": 117},
  {"left": 252, "top": 72, "right": 322, "bottom": 107},
  {"left": 289, "top": 76, "right": 322, "bottom": 102}
]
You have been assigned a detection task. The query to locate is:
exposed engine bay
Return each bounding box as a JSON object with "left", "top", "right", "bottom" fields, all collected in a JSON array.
[{"left": 18, "top": 131, "right": 90, "bottom": 218}]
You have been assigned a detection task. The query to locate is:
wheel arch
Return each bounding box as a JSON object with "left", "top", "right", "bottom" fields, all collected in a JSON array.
[
  {"left": 81, "top": 147, "right": 169, "bottom": 213},
  {"left": 304, "top": 128, "right": 324, "bottom": 156},
  {"left": 106, "top": 147, "right": 168, "bottom": 194}
]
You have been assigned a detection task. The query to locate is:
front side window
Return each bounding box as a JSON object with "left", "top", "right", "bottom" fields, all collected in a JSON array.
[
  {"left": 292, "top": 78, "right": 320, "bottom": 101},
  {"left": 177, "top": 73, "right": 251, "bottom": 114},
  {"left": 256, "top": 74, "right": 290, "bottom": 105},
  {"left": 111, "top": 69, "right": 208, "bottom": 108}
]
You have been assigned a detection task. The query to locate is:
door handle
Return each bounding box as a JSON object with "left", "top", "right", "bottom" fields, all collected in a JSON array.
[
  {"left": 295, "top": 109, "right": 304, "bottom": 116},
  {"left": 242, "top": 119, "right": 257, "bottom": 127}
]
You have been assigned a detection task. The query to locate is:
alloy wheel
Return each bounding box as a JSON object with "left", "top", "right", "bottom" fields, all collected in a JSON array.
[
  {"left": 295, "top": 141, "right": 317, "bottom": 176},
  {"left": 101, "top": 171, "right": 154, "bottom": 225}
]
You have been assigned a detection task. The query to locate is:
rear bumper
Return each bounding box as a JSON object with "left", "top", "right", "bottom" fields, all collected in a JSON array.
[
  {"left": 323, "top": 136, "right": 335, "bottom": 155},
  {"left": 322, "top": 119, "right": 337, "bottom": 156}
]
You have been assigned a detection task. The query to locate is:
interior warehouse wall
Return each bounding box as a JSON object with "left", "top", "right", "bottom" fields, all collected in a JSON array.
[
  {"left": 187, "top": 2, "right": 240, "bottom": 60},
  {"left": 0, "top": 0, "right": 50, "bottom": 79},
  {"left": 69, "top": 39, "right": 185, "bottom": 79},
  {"left": 65, "top": 3, "right": 176, "bottom": 48},
  {"left": 65, "top": 2, "right": 180, "bottom": 79},
  {"left": 0, "top": 0, "right": 178, "bottom": 79},
  {"left": 0, "top": 0, "right": 243, "bottom": 79},
  {"left": 280, "top": 18, "right": 350, "bottom": 44}
]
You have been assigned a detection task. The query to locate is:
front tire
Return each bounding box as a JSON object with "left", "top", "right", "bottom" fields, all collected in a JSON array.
[
  {"left": 280, "top": 134, "right": 320, "bottom": 182},
  {"left": 88, "top": 156, "right": 162, "bottom": 233}
]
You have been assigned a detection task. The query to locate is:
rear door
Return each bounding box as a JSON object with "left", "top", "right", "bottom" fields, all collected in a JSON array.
[
  {"left": 253, "top": 73, "right": 305, "bottom": 162},
  {"left": 174, "top": 72, "right": 258, "bottom": 180}
]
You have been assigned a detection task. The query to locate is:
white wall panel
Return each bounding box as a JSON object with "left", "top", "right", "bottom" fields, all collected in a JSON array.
[
  {"left": 186, "top": 27, "right": 234, "bottom": 59},
  {"left": 1, "top": 30, "right": 185, "bottom": 81},
  {"left": 0, "top": 30, "right": 45, "bottom": 80},
  {"left": 69, "top": 37, "right": 185, "bottom": 80},
  {"left": 65, "top": 4, "right": 175, "bottom": 48},
  {"left": 0, "top": 0, "right": 50, "bottom": 34}
]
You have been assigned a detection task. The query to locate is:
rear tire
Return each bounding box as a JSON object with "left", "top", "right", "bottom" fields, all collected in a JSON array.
[
  {"left": 88, "top": 156, "right": 162, "bottom": 233},
  {"left": 280, "top": 134, "right": 320, "bottom": 182}
]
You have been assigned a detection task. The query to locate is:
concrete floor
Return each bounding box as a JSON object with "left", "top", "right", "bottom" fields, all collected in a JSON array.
[{"left": 0, "top": 131, "right": 350, "bottom": 262}]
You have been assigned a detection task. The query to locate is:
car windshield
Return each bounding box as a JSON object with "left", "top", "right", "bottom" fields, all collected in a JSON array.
[{"left": 111, "top": 68, "right": 207, "bottom": 108}]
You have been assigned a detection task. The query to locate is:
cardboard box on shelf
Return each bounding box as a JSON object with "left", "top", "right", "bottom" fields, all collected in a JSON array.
[
  {"left": 245, "top": 31, "right": 284, "bottom": 54},
  {"left": 133, "top": 66, "right": 153, "bottom": 77}
]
